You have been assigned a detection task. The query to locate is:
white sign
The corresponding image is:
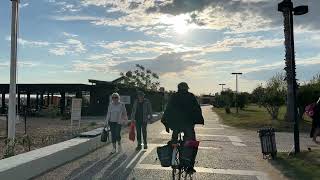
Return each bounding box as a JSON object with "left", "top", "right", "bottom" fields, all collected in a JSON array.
[
  {"left": 120, "top": 96, "right": 131, "bottom": 104},
  {"left": 109, "top": 95, "right": 131, "bottom": 104},
  {"left": 71, "top": 98, "right": 82, "bottom": 128}
]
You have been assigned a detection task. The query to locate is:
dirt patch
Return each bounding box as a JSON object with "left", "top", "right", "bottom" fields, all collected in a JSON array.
[{"left": 0, "top": 116, "right": 103, "bottom": 159}]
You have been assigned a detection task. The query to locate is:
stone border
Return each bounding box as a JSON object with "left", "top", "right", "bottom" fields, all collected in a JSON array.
[{"left": 0, "top": 133, "right": 107, "bottom": 180}]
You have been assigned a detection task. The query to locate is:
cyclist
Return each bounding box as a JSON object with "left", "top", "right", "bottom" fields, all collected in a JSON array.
[{"left": 161, "top": 82, "right": 204, "bottom": 173}]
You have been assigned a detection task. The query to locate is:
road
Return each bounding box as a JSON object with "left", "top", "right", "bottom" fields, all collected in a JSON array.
[{"left": 36, "top": 106, "right": 289, "bottom": 180}]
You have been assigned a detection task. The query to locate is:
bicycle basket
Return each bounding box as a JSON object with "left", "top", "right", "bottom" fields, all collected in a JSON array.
[{"left": 157, "top": 144, "right": 172, "bottom": 167}]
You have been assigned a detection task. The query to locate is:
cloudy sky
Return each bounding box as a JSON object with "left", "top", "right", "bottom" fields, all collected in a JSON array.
[{"left": 0, "top": 0, "right": 319, "bottom": 94}]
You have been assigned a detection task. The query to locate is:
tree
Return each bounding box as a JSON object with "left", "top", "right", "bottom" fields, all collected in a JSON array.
[
  {"left": 261, "top": 73, "right": 286, "bottom": 120},
  {"left": 251, "top": 85, "right": 264, "bottom": 106},
  {"left": 212, "top": 89, "right": 235, "bottom": 113},
  {"left": 120, "top": 64, "right": 160, "bottom": 91},
  {"left": 238, "top": 92, "right": 249, "bottom": 109},
  {"left": 297, "top": 74, "right": 320, "bottom": 120}
]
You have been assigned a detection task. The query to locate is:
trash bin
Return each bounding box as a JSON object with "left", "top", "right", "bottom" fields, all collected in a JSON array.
[{"left": 258, "top": 128, "right": 277, "bottom": 159}]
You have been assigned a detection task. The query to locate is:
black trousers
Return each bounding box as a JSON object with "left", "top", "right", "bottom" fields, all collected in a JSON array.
[
  {"left": 171, "top": 126, "right": 196, "bottom": 144},
  {"left": 136, "top": 121, "right": 147, "bottom": 145},
  {"left": 109, "top": 122, "right": 121, "bottom": 143}
]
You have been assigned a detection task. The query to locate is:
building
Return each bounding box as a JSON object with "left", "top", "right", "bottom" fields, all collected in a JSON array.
[{"left": 0, "top": 78, "right": 164, "bottom": 116}]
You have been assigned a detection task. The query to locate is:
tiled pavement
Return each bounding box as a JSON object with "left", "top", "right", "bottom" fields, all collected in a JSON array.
[{"left": 36, "top": 106, "right": 319, "bottom": 180}]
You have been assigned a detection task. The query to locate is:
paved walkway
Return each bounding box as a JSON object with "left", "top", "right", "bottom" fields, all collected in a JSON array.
[{"left": 36, "top": 106, "right": 315, "bottom": 180}]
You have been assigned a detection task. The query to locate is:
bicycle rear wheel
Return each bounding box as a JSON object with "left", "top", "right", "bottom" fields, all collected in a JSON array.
[{"left": 172, "top": 167, "right": 182, "bottom": 180}]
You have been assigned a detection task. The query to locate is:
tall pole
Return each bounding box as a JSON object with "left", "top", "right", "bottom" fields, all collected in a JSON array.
[
  {"left": 279, "top": 0, "right": 308, "bottom": 154},
  {"left": 231, "top": 73, "right": 242, "bottom": 113},
  {"left": 8, "top": 0, "right": 19, "bottom": 139},
  {"left": 219, "top": 83, "right": 226, "bottom": 92}
]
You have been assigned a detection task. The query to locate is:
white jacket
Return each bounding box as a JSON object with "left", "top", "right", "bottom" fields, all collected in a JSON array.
[{"left": 106, "top": 102, "right": 128, "bottom": 125}]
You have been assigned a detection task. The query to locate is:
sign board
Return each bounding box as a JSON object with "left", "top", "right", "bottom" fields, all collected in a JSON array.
[
  {"left": 71, "top": 98, "right": 82, "bottom": 128},
  {"left": 109, "top": 95, "right": 131, "bottom": 104}
]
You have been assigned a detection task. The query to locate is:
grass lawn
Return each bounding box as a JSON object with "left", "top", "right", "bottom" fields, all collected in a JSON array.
[
  {"left": 272, "top": 150, "right": 320, "bottom": 180},
  {"left": 213, "top": 105, "right": 312, "bottom": 132}
]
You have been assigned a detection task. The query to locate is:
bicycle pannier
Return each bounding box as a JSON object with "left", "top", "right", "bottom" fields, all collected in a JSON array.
[{"left": 157, "top": 144, "right": 172, "bottom": 167}]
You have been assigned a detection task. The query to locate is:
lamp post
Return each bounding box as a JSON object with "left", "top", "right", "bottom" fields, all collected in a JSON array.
[
  {"left": 278, "top": 0, "right": 308, "bottom": 154},
  {"left": 8, "top": 0, "right": 19, "bottom": 139},
  {"left": 219, "top": 83, "right": 226, "bottom": 92},
  {"left": 231, "top": 73, "right": 242, "bottom": 113}
]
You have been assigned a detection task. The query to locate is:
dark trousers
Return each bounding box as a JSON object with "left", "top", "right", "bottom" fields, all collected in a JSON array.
[
  {"left": 136, "top": 121, "right": 147, "bottom": 145},
  {"left": 109, "top": 122, "right": 121, "bottom": 143},
  {"left": 171, "top": 126, "right": 196, "bottom": 144}
]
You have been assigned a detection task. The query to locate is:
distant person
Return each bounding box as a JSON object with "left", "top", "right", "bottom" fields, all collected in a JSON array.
[
  {"left": 105, "top": 93, "right": 128, "bottom": 153},
  {"left": 310, "top": 97, "right": 320, "bottom": 144},
  {"left": 131, "top": 91, "right": 153, "bottom": 150},
  {"left": 161, "top": 82, "right": 204, "bottom": 173}
]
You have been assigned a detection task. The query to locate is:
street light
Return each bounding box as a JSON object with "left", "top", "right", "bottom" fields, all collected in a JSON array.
[
  {"left": 231, "top": 73, "right": 242, "bottom": 113},
  {"left": 8, "top": 0, "right": 19, "bottom": 139},
  {"left": 278, "top": 0, "right": 308, "bottom": 154},
  {"left": 219, "top": 83, "right": 226, "bottom": 92}
]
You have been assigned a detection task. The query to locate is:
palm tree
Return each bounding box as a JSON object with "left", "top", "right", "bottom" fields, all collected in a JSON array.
[{"left": 281, "top": 0, "right": 296, "bottom": 122}]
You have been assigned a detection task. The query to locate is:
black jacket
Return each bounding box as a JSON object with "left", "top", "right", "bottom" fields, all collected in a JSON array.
[{"left": 162, "top": 91, "right": 204, "bottom": 130}]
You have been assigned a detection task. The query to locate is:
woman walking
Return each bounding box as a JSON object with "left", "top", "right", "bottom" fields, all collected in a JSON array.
[{"left": 105, "top": 93, "right": 128, "bottom": 153}]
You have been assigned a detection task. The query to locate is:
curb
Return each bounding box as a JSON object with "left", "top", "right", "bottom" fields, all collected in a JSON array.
[{"left": 0, "top": 135, "right": 107, "bottom": 180}]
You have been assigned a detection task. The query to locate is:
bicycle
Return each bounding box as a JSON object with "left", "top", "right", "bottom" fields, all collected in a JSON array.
[{"left": 171, "top": 133, "right": 194, "bottom": 180}]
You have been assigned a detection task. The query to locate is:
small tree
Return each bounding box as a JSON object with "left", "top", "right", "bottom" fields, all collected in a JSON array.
[
  {"left": 261, "top": 73, "right": 286, "bottom": 120},
  {"left": 251, "top": 85, "right": 265, "bottom": 106},
  {"left": 238, "top": 92, "right": 249, "bottom": 109},
  {"left": 297, "top": 74, "right": 320, "bottom": 120},
  {"left": 120, "top": 64, "right": 160, "bottom": 91}
]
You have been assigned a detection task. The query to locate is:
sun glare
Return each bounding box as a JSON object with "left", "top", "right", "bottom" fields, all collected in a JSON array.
[
  {"left": 159, "top": 14, "right": 192, "bottom": 35},
  {"left": 173, "top": 19, "right": 189, "bottom": 34}
]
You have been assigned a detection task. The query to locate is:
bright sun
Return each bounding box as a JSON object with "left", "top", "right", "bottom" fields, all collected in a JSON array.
[
  {"left": 173, "top": 19, "right": 189, "bottom": 34},
  {"left": 159, "top": 14, "right": 192, "bottom": 35}
]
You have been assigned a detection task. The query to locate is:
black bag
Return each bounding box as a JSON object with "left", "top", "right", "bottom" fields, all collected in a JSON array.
[
  {"left": 157, "top": 144, "right": 172, "bottom": 167},
  {"left": 101, "top": 128, "right": 109, "bottom": 142},
  {"left": 180, "top": 146, "right": 198, "bottom": 167}
]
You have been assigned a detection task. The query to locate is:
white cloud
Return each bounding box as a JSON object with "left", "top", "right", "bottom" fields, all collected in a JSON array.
[
  {"left": 0, "top": 61, "right": 9, "bottom": 68},
  {"left": 297, "top": 54, "right": 320, "bottom": 66},
  {"left": 70, "top": 60, "right": 117, "bottom": 73},
  {"left": 51, "top": 15, "right": 100, "bottom": 21},
  {"left": 86, "top": 54, "right": 113, "bottom": 61},
  {"left": 97, "top": 36, "right": 282, "bottom": 58},
  {"left": 49, "top": 38, "right": 86, "bottom": 56},
  {"left": 113, "top": 52, "right": 201, "bottom": 75},
  {"left": 20, "top": 3, "right": 30, "bottom": 8},
  {"left": 62, "top": 32, "right": 78, "bottom": 37},
  {"left": 48, "top": 0, "right": 81, "bottom": 12},
  {"left": 5, "top": 36, "right": 50, "bottom": 47},
  {"left": 97, "top": 40, "right": 192, "bottom": 55},
  {"left": 18, "top": 61, "right": 40, "bottom": 68},
  {"left": 239, "top": 54, "right": 320, "bottom": 74},
  {"left": 202, "top": 36, "right": 282, "bottom": 54},
  {"left": 0, "top": 61, "right": 40, "bottom": 68}
]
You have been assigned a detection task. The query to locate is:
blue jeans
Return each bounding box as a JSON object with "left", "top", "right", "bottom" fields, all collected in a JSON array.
[{"left": 109, "top": 122, "right": 121, "bottom": 143}]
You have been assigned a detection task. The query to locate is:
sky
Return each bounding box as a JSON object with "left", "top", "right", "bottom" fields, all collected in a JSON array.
[{"left": 0, "top": 0, "right": 319, "bottom": 95}]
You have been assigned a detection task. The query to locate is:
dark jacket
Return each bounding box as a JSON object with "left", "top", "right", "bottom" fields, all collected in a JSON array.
[
  {"left": 131, "top": 98, "right": 153, "bottom": 124},
  {"left": 162, "top": 91, "right": 204, "bottom": 130},
  {"left": 310, "top": 103, "right": 320, "bottom": 138}
]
